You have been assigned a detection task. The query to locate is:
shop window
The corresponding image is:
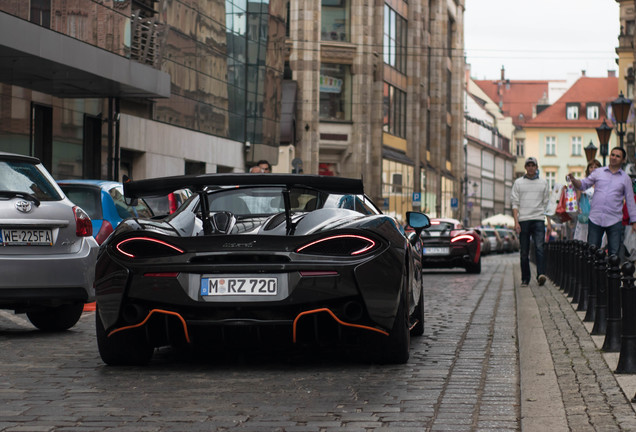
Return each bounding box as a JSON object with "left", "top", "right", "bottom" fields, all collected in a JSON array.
[{"left": 320, "top": 64, "right": 351, "bottom": 121}]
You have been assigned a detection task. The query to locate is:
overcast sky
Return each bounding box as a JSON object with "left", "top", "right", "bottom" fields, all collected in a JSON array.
[{"left": 464, "top": 0, "right": 620, "bottom": 81}]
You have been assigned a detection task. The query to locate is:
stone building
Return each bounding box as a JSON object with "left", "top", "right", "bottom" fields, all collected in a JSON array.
[{"left": 283, "top": 0, "right": 466, "bottom": 221}]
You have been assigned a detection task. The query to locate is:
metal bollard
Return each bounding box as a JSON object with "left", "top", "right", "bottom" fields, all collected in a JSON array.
[
  {"left": 584, "top": 244, "right": 599, "bottom": 322},
  {"left": 570, "top": 241, "right": 578, "bottom": 296},
  {"left": 572, "top": 241, "right": 583, "bottom": 304},
  {"left": 602, "top": 255, "right": 622, "bottom": 352},
  {"left": 576, "top": 243, "right": 591, "bottom": 312},
  {"left": 616, "top": 262, "right": 636, "bottom": 373},
  {"left": 591, "top": 249, "right": 608, "bottom": 335},
  {"left": 546, "top": 242, "right": 554, "bottom": 281},
  {"left": 557, "top": 241, "right": 566, "bottom": 289},
  {"left": 563, "top": 241, "right": 573, "bottom": 295}
]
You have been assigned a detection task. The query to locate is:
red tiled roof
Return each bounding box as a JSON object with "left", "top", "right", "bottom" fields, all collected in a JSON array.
[
  {"left": 474, "top": 80, "right": 551, "bottom": 127},
  {"left": 524, "top": 77, "right": 618, "bottom": 128}
]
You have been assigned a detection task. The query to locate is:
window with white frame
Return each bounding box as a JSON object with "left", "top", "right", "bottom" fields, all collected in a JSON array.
[
  {"left": 566, "top": 104, "right": 579, "bottom": 120},
  {"left": 587, "top": 104, "right": 600, "bottom": 120},
  {"left": 545, "top": 171, "right": 556, "bottom": 190},
  {"left": 545, "top": 136, "right": 556, "bottom": 155},
  {"left": 515, "top": 139, "right": 525, "bottom": 157},
  {"left": 571, "top": 136, "right": 582, "bottom": 156}
]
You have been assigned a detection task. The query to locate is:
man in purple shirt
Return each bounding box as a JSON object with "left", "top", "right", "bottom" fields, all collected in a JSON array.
[{"left": 568, "top": 147, "right": 636, "bottom": 256}]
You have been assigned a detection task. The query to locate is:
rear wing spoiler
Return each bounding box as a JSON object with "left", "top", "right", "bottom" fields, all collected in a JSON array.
[{"left": 123, "top": 173, "right": 364, "bottom": 199}]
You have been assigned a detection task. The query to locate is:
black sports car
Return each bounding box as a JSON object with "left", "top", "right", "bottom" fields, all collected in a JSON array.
[
  {"left": 94, "top": 174, "right": 430, "bottom": 365},
  {"left": 420, "top": 218, "right": 481, "bottom": 273}
]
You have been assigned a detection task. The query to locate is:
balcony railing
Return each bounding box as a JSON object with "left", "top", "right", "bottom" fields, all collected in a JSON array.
[{"left": 129, "top": 10, "right": 164, "bottom": 68}]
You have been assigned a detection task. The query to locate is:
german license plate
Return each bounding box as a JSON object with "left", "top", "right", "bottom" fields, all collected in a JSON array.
[
  {"left": 0, "top": 228, "right": 53, "bottom": 246},
  {"left": 201, "top": 277, "right": 278, "bottom": 296},
  {"left": 423, "top": 247, "right": 449, "bottom": 255}
]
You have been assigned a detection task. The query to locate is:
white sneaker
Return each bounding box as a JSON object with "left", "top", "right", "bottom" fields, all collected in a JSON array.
[{"left": 538, "top": 275, "right": 547, "bottom": 286}]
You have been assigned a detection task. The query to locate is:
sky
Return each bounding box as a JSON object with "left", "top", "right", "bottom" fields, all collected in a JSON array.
[{"left": 464, "top": 0, "right": 620, "bottom": 81}]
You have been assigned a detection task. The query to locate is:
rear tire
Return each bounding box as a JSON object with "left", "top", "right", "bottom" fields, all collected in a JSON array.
[
  {"left": 410, "top": 283, "right": 425, "bottom": 337},
  {"left": 375, "top": 280, "right": 410, "bottom": 364},
  {"left": 95, "top": 308, "right": 153, "bottom": 366},
  {"left": 466, "top": 256, "right": 482, "bottom": 274},
  {"left": 27, "top": 303, "right": 83, "bottom": 332}
]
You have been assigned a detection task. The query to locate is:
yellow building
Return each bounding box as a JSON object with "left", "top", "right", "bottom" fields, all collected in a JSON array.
[{"left": 523, "top": 76, "right": 619, "bottom": 188}]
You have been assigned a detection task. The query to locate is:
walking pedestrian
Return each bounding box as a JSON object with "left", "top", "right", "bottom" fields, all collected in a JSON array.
[
  {"left": 568, "top": 147, "right": 636, "bottom": 256},
  {"left": 512, "top": 157, "right": 553, "bottom": 287}
]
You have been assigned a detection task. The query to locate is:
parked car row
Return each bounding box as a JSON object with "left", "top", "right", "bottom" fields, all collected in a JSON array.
[{"left": 478, "top": 227, "right": 520, "bottom": 254}]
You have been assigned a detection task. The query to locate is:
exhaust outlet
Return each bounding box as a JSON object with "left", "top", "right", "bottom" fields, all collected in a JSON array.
[{"left": 343, "top": 301, "right": 363, "bottom": 321}]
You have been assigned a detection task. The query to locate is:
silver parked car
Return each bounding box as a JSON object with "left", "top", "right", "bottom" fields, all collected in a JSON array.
[{"left": 0, "top": 152, "right": 98, "bottom": 331}]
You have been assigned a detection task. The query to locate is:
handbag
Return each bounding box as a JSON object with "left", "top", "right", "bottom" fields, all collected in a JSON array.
[
  {"left": 624, "top": 226, "right": 636, "bottom": 258},
  {"left": 545, "top": 184, "right": 562, "bottom": 220},
  {"left": 555, "top": 187, "right": 571, "bottom": 223},
  {"left": 564, "top": 183, "right": 578, "bottom": 219},
  {"left": 577, "top": 192, "right": 591, "bottom": 224}
]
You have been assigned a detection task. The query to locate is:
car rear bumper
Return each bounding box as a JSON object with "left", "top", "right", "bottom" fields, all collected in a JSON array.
[{"left": 0, "top": 237, "right": 98, "bottom": 301}]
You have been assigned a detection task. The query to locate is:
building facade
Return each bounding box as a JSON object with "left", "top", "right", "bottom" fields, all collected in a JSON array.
[
  {"left": 0, "top": 0, "right": 286, "bottom": 180},
  {"left": 464, "top": 75, "right": 516, "bottom": 227},
  {"left": 616, "top": 0, "right": 636, "bottom": 164},
  {"left": 284, "top": 0, "right": 466, "bottom": 222}
]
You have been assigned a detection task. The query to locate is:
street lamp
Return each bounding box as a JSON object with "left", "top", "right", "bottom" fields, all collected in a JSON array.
[
  {"left": 611, "top": 91, "right": 632, "bottom": 148},
  {"left": 584, "top": 140, "right": 597, "bottom": 163},
  {"left": 596, "top": 120, "right": 612, "bottom": 166}
]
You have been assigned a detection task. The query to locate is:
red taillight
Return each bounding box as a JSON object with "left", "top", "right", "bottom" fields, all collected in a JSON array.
[
  {"left": 168, "top": 193, "right": 178, "bottom": 214},
  {"left": 73, "top": 206, "right": 92, "bottom": 237},
  {"left": 299, "top": 271, "right": 339, "bottom": 276},
  {"left": 296, "top": 234, "right": 377, "bottom": 256},
  {"left": 94, "top": 220, "right": 114, "bottom": 245},
  {"left": 115, "top": 237, "right": 185, "bottom": 258},
  {"left": 451, "top": 234, "right": 475, "bottom": 243}
]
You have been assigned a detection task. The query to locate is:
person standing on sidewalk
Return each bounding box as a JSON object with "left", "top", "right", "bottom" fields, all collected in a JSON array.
[
  {"left": 568, "top": 146, "right": 636, "bottom": 256},
  {"left": 512, "top": 157, "right": 553, "bottom": 287}
]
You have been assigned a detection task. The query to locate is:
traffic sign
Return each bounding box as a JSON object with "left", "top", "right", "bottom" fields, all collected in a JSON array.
[
  {"left": 412, "top": 192, "right": 421, "bottom": 204},
  {"left": 450, "top": 197, "right": 458, "bottom": 208}
]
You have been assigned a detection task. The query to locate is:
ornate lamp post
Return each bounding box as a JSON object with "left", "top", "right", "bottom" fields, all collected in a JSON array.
[
  {"left": 584, "top": 140, "right": 598, "bottom": 163},
  {"left": 596, "top": 120, "right": 612, "bottom": 166},
  {"left": 611, "top": 91, "right": 632, "bottom": 148}
]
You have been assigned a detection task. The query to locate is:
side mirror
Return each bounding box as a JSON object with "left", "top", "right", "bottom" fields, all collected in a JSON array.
[{"left": 406, "top": 211, "right": 431, "bottom": 241}]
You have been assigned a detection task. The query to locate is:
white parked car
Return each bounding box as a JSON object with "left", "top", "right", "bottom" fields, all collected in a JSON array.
[{"left": 0, "top": 152, "right": 98, "bottom": 331}]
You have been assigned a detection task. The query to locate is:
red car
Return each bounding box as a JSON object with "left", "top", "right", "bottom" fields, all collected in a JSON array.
[{"left": 420, "top": 218, "right": 481, "bottom": 273}]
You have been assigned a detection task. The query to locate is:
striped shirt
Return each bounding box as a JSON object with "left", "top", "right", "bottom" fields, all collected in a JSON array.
[{"left": 511, "top": 176, "right": 550, "bottom": 222}]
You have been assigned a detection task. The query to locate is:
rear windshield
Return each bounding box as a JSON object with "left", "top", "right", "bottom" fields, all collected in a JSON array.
[
  {"left": 205, "top": 186, "right": 380, "bottom": 216},
  {"left": 424, "top": 221, "right": 455, "bottom": 232},
  {"left": 0, "top": 160, "right": 62, "bottom": 201},
  {"left": 61, "top": 186, "right": 102, "bottom": 219}
]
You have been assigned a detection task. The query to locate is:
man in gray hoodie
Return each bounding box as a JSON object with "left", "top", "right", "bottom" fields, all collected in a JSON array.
[{"left": 511, "top": 157, "right": 553, "bottom": 287}]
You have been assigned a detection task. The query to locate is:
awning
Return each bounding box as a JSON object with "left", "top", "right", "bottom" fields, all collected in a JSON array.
[
  {"left": 0, "top": 11, "right": 170, "bottom": 99},
  {"left": 382, "top": 146, "right": 415, "bottom": 166}
]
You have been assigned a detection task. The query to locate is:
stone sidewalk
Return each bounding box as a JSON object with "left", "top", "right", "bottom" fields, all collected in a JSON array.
[{"left": 517, "top": 263, "right": 636, "bottom": 431}]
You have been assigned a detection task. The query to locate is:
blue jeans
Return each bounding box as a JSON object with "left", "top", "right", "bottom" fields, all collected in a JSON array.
[
  {"left": 519, "top": 220, "right": 546, "bottom": 283},
  {"left": 587, "top": 220, "right": 623, "bottom": 257}
]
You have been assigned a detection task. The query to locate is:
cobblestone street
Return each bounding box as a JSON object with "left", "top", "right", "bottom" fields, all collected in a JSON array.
[{"left": 0, "top": 255, "right": 520, "bottom": 431}]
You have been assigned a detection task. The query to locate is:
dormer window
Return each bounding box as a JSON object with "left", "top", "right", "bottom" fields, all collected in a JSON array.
[
  {"left": 587, "top": 103, "right": 600, "bottom": 120},
  {"left": 566, "top": 103, "right": 580, "bottom": 120}
]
